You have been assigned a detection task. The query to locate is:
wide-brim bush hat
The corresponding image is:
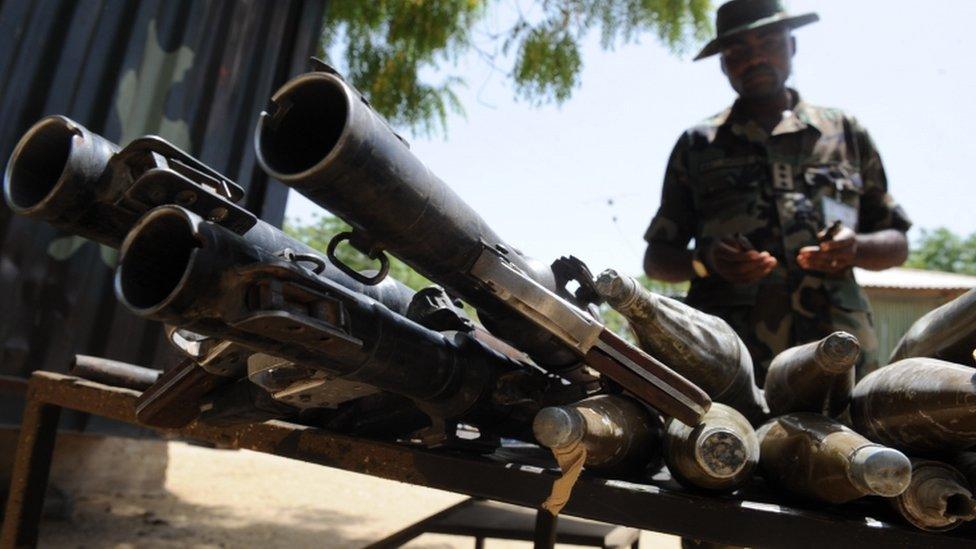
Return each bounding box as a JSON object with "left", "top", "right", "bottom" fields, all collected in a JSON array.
[{"left": 695, "top": 0, "right": 819, "bottom": 61}]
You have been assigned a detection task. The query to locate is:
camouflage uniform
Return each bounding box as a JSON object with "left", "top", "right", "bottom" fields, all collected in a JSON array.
[{"left": 645, "top": 91, "right": 911, "bottom": 381}]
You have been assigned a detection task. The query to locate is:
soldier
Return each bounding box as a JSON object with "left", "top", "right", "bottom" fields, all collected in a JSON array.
[{"left": 642, "top": 0, "right": 911, "bottom": 380}]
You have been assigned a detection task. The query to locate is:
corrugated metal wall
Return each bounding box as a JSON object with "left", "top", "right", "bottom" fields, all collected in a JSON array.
[{"left": 0, "top": 0, "right": 327, "bottom": 425}]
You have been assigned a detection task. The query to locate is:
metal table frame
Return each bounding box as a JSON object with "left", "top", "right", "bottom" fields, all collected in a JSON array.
[{"left": 2, "top": 371, "right": 975, "bottom": 548}]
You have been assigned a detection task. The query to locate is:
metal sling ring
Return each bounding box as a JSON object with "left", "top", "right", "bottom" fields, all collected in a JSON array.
[
  {"left": 326, "top": 232, "right": 390, "bottom": 286},
  {"left": 278, "top": 248, "right": 327, "bottom": 275}
]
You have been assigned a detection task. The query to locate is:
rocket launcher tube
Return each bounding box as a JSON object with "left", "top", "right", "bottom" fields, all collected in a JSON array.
[
  {"left": 255, "top": 65, "right": 709, "bottom": 426},
  {"left": 763, "top": 331, "right": 859, "bottom": 417},
  {"left": 2, "top": 115, "right": 414, "bottom": 315},
  {"left": 114, "top": 205, "right": 543, "bottom": 435},
  {"left": 596, "top": 269, "right": 767, "bottom": 424},
  {"left": 757, "top": 413, "right": 911, "bottom": 504}
]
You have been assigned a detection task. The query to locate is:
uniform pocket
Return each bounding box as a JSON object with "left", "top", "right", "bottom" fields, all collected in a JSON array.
[
  {"left": 695, "top": 170, "right": 762, "bottom": 233},
  {"left": 804, "top": 164, "right": 864, "bottom": 223}
]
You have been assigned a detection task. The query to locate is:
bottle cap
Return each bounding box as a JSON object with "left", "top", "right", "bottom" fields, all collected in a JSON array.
[
  {"left": 533, "top": 406, "right": 585, "bottom": 449},
  {"left": 849, "top": 445, "right": 911, "bottom": 497},
  {"left": 817, "top": 331, "right": 860, "bottom": 373},
  {"left": 694, "top": 427, "right": 748, "bottom": 480}
]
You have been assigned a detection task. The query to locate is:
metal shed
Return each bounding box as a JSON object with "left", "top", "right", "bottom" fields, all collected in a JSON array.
[{"left": 855, "top": 267, "right": 976, "bottom": 365}]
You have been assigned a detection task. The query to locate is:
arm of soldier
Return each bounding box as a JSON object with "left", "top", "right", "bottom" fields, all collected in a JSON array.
[
  {"left": 643, "top": 137, "right": 696, "bottom": 282},
  {"left": 797, "top": 118, "right": 911, "bottom": 274},
  {"left": 797, "top": 227, "right": 907, "bottom": 272}
]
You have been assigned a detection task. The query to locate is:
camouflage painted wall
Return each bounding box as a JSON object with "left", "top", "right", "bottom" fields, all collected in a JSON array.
[{"left": 0, "top": 0, "right": 326, "bottom": 424}]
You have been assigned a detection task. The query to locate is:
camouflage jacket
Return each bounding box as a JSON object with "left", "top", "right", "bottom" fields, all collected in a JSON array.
[{"left": 644, "top": 91, "right": 911, "bottom": 377}]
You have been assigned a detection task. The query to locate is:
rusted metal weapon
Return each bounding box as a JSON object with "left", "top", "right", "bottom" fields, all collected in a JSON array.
[
  {"left": 69, "top": 355, "right": 160, "bottom": 391},
  {"left": 893, "top": 460, "right": 976, "bottom": 532},
  {"left": 757, "top": 413, "right": 911, "bottom": 504},
  {"left": 663, "top": 403, "right": 759, "bottom": 492},
  {"left": 254, "top": 63, "right": 709, "bottom": 426},
  {"left": 2, "top": 115, "right": 414, "bottom": 313},
  {"left": 115, "top": 205, "right": 548, "bottom": 443},
  {"left": 3, "top": 115, "right": 415, "bottom": 428},
  {"left": 596, "top": 269, "right": 767, "bottom": 424},
  {"left": 532, "top": 394, "right": 663, "bottom": 475},
  {"left": 850, "top": 358, "right": 976, "bottom": 454},
  {"left": 763, "top": 331, "right": 859, "bottom": 417}
]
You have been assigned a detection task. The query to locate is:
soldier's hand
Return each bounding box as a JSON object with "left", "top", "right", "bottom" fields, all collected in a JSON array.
[
  {"left": 797, "top": 226, "right": 858, "bottom": 274},
  {"left": 707, "top": 237, "right": 778, "bottom": 284}
]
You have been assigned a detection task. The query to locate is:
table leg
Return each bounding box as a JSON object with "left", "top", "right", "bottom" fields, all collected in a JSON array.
[{"left": 0, "top": 391, "right": 61, "bottom": 549}]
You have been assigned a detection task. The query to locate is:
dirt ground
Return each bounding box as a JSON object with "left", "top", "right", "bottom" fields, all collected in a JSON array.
[{"left": 37, "top": 440, "right": 681, "bottom": 548}]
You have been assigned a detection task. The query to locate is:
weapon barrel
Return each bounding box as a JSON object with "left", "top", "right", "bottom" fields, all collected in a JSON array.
[
  {"left": 69, "top": 355, "right": 160, "bottom": 391},
  {"left": 893, "top": 460, "right": 976, "bottom": 532},
  {"left": 4, "top": 115, "right": 124, "bottom": 244},
  {"left": 663, "top": 403, "right": 759, "bottom": 492},
  {"left": 532, "top": 395, "right": 662, "bottom": 475},
  {"left": 254, "top": 69, "right": 578, "bottom": 370},
  {"left": 889, "top": 288, "right": 976, "bottom": 364},
  {"left": 763, "top": 331, "right": 859, "bottom": 417},
  {"left": 3, "top": 115, "right": 413, "bottom": 314},
  {"left": 596, "top": 269, "right": 768, "bottom": 423},
  {"left": 851, "top": 358, "right": 976, "bottom": 454},
  {"left": 757, "top": 413, "right": 911, "bottom": 504},
  {"left": 254, "top": 69, "right": 711, "bottom": 426},
  {"left": 114, "top": 205, "right": 542, "bottom": 432}
]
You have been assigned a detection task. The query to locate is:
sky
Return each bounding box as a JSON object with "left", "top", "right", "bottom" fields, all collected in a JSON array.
[{"left": 285, "top": 0, "right": 976, "bottom": 277}]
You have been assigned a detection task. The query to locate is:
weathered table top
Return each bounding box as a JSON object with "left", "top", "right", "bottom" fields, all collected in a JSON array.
[{"left": 20, "top": 371, "right": 976, "bottom": 548}]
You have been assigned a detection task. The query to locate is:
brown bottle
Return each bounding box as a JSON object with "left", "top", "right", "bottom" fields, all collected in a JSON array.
[
  {"left": 532, "top": 394, "right": 663, "bottom": 475},
  {"left": 664, "top": 403, "right": 759, "bottom": 492},
  {"left": 851, "top": 358, "right": 976, "bottom": 454},
  {"left": 596, "top": 270, "right": 768, "bottom": 424},
  {"left": 889, "top": 288, "right": 976, "bottom": 364},
  {"left": 892, "top": 460, "right": 976, "bottom": 532},
  {"left": 763, "top": 332, "right": 859, "bottom": 417},
  {"left": 757, "top": 413, "right": 911, "bottom": 504}
]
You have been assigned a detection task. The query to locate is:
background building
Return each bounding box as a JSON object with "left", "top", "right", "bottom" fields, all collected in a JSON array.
[{"left": 856, "top": 267, "right": 976, "bottom": 364}]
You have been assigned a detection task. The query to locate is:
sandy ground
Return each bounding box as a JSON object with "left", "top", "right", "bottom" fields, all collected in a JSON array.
[{"left": 37, "top": 440, "right": 681, "bottom": 548}]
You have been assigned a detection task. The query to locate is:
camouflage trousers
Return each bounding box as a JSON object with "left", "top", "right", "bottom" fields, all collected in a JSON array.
[{"left": 699, "top": 285, "right": 880, "bottom": 385}]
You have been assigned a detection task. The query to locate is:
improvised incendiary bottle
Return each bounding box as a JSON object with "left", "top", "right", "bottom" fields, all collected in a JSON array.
[
  {"left": 663, "top": 403, "right": 759, "bottom": 492},
  {"left": 757, "top": 413, "right": 911, "bottom": 504},
  {"left": 532, "top": 394, "right": 663, "bottom": 475},
  {"left": 596, "top": 270, "right": 768, "bottom": 424},
  {"left": 889, "top": 288, "right": 976, "bottom": 364},
  {"left": 763, "top": 332, "right": 859, "bottom": 417},
  {"left": 851, "top": 358, "right": 976, "bottom": 454},
  {"left": 892, "top": 460, "right": 976, "bottom": 532}
]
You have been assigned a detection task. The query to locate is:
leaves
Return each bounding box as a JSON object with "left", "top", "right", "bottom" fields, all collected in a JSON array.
[
  {"left": 321, "top": 0, "right": 713, "bottom": 135},
  {"left": 905, "top": 228, "right": 976, "bottom": 275}
]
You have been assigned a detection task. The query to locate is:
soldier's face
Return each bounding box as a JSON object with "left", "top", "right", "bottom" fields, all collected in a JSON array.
[{"left": 720, "top": 27, "right": 795, "bottom": 99}]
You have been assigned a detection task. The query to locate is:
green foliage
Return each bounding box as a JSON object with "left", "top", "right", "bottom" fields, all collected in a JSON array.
[
  {"left": 905, "top": 228, "right": 976, "bottom": 275},
  {"left": 284, "top": 214, "right": 432, "bottom": 291},
  {"left": 321, "top": 0, "right": 712, "bottom": 134}
]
